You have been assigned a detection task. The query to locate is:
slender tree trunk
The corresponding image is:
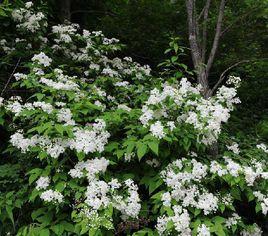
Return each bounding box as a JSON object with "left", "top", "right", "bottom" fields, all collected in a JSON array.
[{"left": 186, "top": 0, "right": 225, "bottom": 98}]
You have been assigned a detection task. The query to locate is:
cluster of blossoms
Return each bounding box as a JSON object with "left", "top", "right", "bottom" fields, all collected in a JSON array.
[
  {"left": 0, "top": 97, "right": 4, "bottom": 107},
  {"left": 257, "top": 143, "right": 268, "bottom": 153},
  {"left": 69, "top": 157, "right": 141, "bottom": 219},
  {"left": 160, "top": 159, "right": 218, "bottom": 216},
  {"left": 40, "top": 189, "right": 64, "bottom": 203},
  {"left": 156, "top": 156, "right": 268, "bottom": 234},
  {"left": 0, "top": 39, "right": 15, "bottom": 54},
  {"left": 11, "top": 2, "right": 47, "bottom": 33},
  {"left": 9, "top": 119, "right": 110, "bottom": 158},
  {"left": 253, "top": 191, "right": 268, "bottom": 215},
  {"left": 241, "top": 225, "right": 263, "bottom": 236},
  {"left": 226, "top": 142, "right": 240, "bottom": 154},
  {"left": 32, "top": 52, "right": 52, "bottom": 67},
  {"left": 227, "top": 75, "right": 242, "bottom": 89},
  {"left": 35, "top": 176, "right": 63, "bottom": 203},
  {"left": 139, "top": 78, "right": 240, "bottom": 145},
  {"left": 156, "top": 205, "right": 191, "bottom": 235}
]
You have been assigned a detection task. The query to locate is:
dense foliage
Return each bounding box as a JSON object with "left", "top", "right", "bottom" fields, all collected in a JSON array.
[{"left": 0, "top": 1, "right": 267, "bottom": 236}]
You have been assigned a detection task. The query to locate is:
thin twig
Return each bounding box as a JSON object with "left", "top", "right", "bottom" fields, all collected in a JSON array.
[
  {"left": 1, "top": 58, "right": 21, "bottom": 96},
  {"left": 210, "top": 59, "right": 255, "bottom": 95}
]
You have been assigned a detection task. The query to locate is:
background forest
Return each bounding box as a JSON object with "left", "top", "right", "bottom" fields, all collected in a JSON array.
[{"left": 0, "top": 0, "right": 267, "bottom": 235}]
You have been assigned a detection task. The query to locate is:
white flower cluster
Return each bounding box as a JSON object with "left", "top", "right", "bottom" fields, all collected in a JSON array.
[
  {"left": 69, "top": 119, "right": 110, "bottom": 154},
  {"left": 241, "top": 224, "right": 263, "bottom": 236},
  {"left": 69, "top": 157, "right": 109, "bottom": 180},
  {"left": 227, "top": 75, "right": 241, "bottom": 89},
  {"left": 14, "top": 73, "right": 27, "bottom": 81},
  {"left": 57, "top": 108, "right": 75, "bottom": 125},
  {"left": 150, "top": 121, "right": 165, "bottom": 139},
  {"left": 32, "top": 52, "right": 52, "bottom": 67},
  {"left": 5, "top": 98, "right": 54, "bottom": 116},
  {"left": 0, "top": 39, "right": 15, "bottom": 54},
  {"left": 40, "top": 189, "right": 63, "bottom": 203},
  {"left": 226, "top": 142, "right": 240, "bottom": 154},
  {"left": 12, "top": 2, "right": 46, "bottom": 32},
  {"left": 10, "top": 119, "right": 110, "bottom": 158},
  {"left": 257, "top": 143, "right": 268, "bottom": 153},
  {"left": 52, "top": 24, "right": 79, "bottom": 44},
  {"left": 197, "top": 224, "right": 211, "bottom": 236},
  {"left": 146, "top": 158, "right": 160, "bottom": 167},
  {"left": 39, "top": 68, "right": 79, "bottom": 91},
  {"left": 139, "top": 78, "right": 240, "bottom": 144},
  {"left": 161, "top": 159, "right": 218, "bottom": 215},
  {"left": 36, "top": 176, "right": 50, "bottom": 190},
  {"left": 225, "top": 213, "right": 241, "bottom": 229},
  {"left": 0, "top": 97, "right": 4, "bottom": 107},
  {"left": 69, "top": 156, "right": 141, "bottom": 219},
  {"left": 211, "top": 157, "right": 268, "bottom": 186},
  {"left": 253, "top": 191, "right": 268, "bottom": 215},
  {"left": 156, "top": 206, "right": 191, "bottom": 235},
  {"left": 160, "top": 155, "right": 268, "bottom": 224}
]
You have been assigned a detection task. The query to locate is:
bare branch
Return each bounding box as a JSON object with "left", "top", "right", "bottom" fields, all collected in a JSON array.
[
  {"left": 206, "top": 0, "right": 225, "bottom": 75},
  {"left": 1, "top": 58, "right": 21, "bottom": 96},
  {"left": 186, "top": 0, "right": 201, "bottom": 69},
  {"left": 201, "top": 0, "right": 211, "bottom": 62},
  {"left": 211, "top": 60, "right": 250, "bottom": 94}
]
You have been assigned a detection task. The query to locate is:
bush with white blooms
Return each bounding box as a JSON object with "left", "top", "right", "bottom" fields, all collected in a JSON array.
[{"left": 0, "top": 2, "right": 267, "bottom": 236}]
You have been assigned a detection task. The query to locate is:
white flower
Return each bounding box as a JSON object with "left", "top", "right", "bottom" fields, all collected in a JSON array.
[
  {"left": 117, "top": 104, "right": 131, "bottom": 112},
  {"left": 124, "top": 152, "right": 135, "bottom": 162},
  {"left": 36, "top": 176, "right": 50, "bottom": 190},
  {"left": 167, "top": 121, "right": 175, "bottom": 131},
  {"left": 14, "top": 73, "right": 27, "bottom": 81},
  {"left": 57, "top": 108, "right": 75, "bottom": 125},
  {"left": 225, "top": 213, "right": 241, "bottom": 228},
  {"left": 161, "top": 192, "right": 171, "bottom": 207},
  {"left": 150, "top": 121, "right": 165, "bottom": 139},
  {"left": 227, "top": 76, "right": 241, "bottom": 88},
  {"left": 69, "top": 121, "right": 110, "bottom": 154},
  {"left": 146, "top": 158, "right": 160, "bottom": 167},
  {"left": 241, "top": 224, "right": 263, "bottom": 236},
  {"left": 0, "top": 97, "right": 4, "bottom": 107},
  {"left": 115, "top": 81, "right": 129, "bottom": 87},
  {"left": 32, "top": 52, "right": 52, "bottom": 67},
  {"left": 254, "top": 192, "right": 268, "bottom": 215},
  {"left": 197, "top": 224, "right": 210, "bottom": 236},
  {"left": 102, "top": 68, "right": 119, "bottom": 77},
  {"left": 69, "top": 157, "right": 109, "bottom": 181},
  {"left": 256, "top": 143, "right": 268, "bottom": 153},
  {"left": 226, "top": 142, "right": 240, "bottom": 154},
  {"left": 139, "top": 106, "right": 154, "bottom": 126},
  {"left": 197, "top": 193, "right": 218, "bottom": 215},
  {"left": 40, "top": 190, "right": 63, "bottom": 203},
  {"left": 25, "top": 2, "right": 33, "bottom": 9},
  {"left": 224, "top": 157, "right": 242, "bottom": 177}
]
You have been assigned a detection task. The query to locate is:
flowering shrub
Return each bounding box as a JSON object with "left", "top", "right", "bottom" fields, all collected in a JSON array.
[{"left": 0, "top": 2, "right": 267, "bottom": 235}]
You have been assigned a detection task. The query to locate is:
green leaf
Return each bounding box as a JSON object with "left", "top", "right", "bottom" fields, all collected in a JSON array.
[
  {"left": 51, "top": 224, "right": 64, "bottom": 235},
  {"left": 6, "top": 206, "right": 14, "bottom": 226},
  {"left": 230, "top": 187, "right": 241, "bottom": 200},
  {"left": 31, "top": 208, "right": 46, "bottom": 220},
  {"left": 255, "top": 203, "right": 262, "bottom": 213},
  {"left": 137, "top": 142, "right": 148, "bottom": 160},
  {"left": 148, "top": 141, "right": 159, "bottom": 156},
  {"left": 61, "top": 221, "right": 74, "bottom": 232},
  {"left": 40, "top": 228, "right": 50, "bottom": 236}
]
